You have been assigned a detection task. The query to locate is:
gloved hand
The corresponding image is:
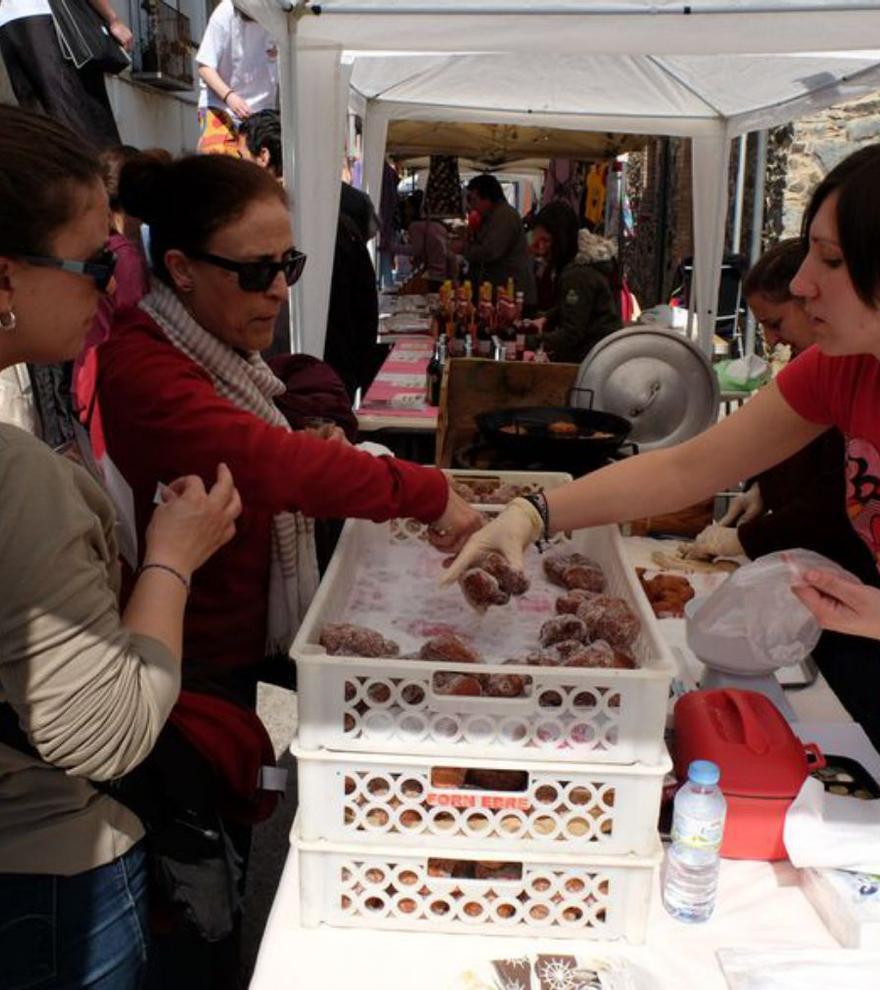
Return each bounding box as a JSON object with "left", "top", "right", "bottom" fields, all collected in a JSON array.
[
  {"left": 438, "top": 497, "right": 542, "bottom": 587},
  {"left": 719, "top": 483, "right": 763, "bottom": 526},
  {"left": 688, "top": 523, "right": 744, "bottom": 560}
]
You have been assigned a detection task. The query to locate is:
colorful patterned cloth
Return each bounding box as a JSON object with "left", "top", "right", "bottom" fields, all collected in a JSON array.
[{"left": 197, "top": 107, "right": 243, "bottom": 157}]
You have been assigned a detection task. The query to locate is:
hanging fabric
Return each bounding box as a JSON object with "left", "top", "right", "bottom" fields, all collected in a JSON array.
[{"left": 423, "top": 155, "right": 463, "bottom": 219}]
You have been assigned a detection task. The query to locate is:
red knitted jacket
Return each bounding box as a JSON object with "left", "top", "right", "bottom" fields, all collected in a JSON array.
[{"left": 95, "top": 308, "right": 448, "bottom": 674}]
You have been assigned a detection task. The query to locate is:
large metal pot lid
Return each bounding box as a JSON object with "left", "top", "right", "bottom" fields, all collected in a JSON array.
[{"left": 571, "top": 327, "right": 719, "bottom": 451}]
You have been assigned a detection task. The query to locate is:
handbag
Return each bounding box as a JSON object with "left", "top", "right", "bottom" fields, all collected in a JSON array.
[{"left": 48, "top": 0, "right": 131, "bottom": 74}]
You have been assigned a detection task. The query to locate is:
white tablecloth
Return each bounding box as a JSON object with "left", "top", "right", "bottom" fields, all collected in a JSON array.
[{"left": 249, "top": 539, "right": 875, "bottom": 989}]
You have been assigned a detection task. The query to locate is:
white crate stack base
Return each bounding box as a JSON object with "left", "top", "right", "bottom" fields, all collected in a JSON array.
[
  {"left": 295, "top": 828, "right": 661, "bottom": 943},
  {"left": 293, "top": 518, "right": 674, "bottom": 765},
  {"left": 290, "top": 475, "right": 671, "bottom": 943},
  {"left": 294, "top": 742, "right": 670, "bottom": 857}
]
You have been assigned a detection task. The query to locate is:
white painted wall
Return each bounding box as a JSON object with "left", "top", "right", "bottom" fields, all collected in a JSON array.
[
  {"left": 0, "top": 0, "right": 213, "bottom": 154},
  {"left": 107, "top": 76, "right": 199, "bottom": 154}
]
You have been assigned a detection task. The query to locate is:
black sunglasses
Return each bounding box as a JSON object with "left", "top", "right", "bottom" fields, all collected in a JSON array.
[
  {"left": 189, "top": 249, "right": 307, "bottom": 293},
  {"left": 19, "top": 248, "right": 117, "bottom": 293}
]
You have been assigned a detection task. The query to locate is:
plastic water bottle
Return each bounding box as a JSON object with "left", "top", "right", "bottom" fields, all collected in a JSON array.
[{"left": 662, "top": 759, "right": 727, "bottom": 923}]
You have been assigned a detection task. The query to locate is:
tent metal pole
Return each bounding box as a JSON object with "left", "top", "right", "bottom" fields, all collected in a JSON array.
[
  {"left": 314, "top": 2, "right": 880, "bottom": 15},
  {"left": 744, "top": 129, "right": 768, "bottom": 356},
  {"left": 731, "top": 134, "right": 747, "bottom": 254}
]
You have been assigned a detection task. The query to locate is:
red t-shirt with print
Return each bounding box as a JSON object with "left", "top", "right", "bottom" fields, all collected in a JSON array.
[{"left": 777, "top": 345, "right": 880, "bottom": 574}]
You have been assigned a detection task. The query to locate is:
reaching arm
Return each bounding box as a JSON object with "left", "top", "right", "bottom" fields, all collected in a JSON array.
[
  {"left": 198, "top": 64, "right": 231, "bottom": 102},
  {"left": 442, "top": 382, "right": 828, "bottom": 585},
  {"left": 87, "top": 0, "right": 133, "bottom": 49},
  {"left": 545, "top": 382, "right": 825, "bottom": 533}
]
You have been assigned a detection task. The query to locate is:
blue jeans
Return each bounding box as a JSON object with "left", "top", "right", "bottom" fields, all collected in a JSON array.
[{"left": 0, "top": 841, "right": 149, "bottom": 990}]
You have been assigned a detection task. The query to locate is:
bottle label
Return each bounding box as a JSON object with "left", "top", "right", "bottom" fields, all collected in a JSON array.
[{"left": 671, "top": 813, "right": 724, "bottom": 851}]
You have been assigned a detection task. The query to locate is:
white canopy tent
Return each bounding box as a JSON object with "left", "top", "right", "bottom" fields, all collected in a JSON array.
[{"left": 239, "top": 0, "right": 880, "bottom": 358}]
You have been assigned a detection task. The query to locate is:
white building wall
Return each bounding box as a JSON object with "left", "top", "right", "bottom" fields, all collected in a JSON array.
[
  {"left": 107, "top": 76, "right": 199, "bottom": 153},
  {"left": 0, "top": 0, "right": 214, "bottom": 155}
]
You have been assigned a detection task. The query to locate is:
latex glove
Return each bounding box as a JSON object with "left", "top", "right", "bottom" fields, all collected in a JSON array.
[
  {"left": 690, "top": 523, "right": 744, "bottom": 559},
  {"left": 426, "top": 486, "right": 484, "bottom": 556},
  {"left": 438, "top": 497, "right": 542, "bottom": 586},
  {"left": 719, "top": 483, "right": 763, "bottom": 526},
  {"left": 792, "top": 568, "right": 880, "bottom": 640}
]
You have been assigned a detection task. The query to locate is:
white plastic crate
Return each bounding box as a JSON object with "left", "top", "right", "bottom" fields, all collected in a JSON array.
[
  {"left": 443, "top": 468, "right": 572, "bottom": 507},
  {"left": 295, "top": 826, "right": 660, "bottom": 943},
  {"left": 293, "top": 517, "right": 674, "bottom": 765},
  {"left": 293, "top": 740, "right": 669, "bottom": 856}
]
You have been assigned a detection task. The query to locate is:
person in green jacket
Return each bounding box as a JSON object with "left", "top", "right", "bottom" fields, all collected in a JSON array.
[{"left": 527, "top": 201, "right": 622, "bottom": 362}]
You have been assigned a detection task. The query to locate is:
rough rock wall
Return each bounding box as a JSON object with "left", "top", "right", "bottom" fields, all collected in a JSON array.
[{"left": 771, "top": 93, "right": 880, "bottom": 239}]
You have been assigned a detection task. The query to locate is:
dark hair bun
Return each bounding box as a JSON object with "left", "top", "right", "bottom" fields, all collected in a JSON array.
[{"left": 118, "top": 155, "right": 171, "bottom": 226}]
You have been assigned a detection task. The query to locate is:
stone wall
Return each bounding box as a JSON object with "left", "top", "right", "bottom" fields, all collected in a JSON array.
[
  {"left": 622, "top": 92, "right": 880, "bottom": 310},
  {"left": 771, "top": 92, "right": 880, "bottom": 239}
]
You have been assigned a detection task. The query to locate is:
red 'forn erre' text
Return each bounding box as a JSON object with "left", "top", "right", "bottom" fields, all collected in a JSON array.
[{"left": 426, "top": 791, "right": 531, "bottom": 811}]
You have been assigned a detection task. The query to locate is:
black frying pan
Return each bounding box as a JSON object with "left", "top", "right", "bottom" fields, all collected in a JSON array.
[{"left": 476, "top": 405, "right": 632, "bottom": 475}]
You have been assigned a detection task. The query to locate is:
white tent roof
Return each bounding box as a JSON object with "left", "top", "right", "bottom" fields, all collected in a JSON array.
[
  {"left": 239, "top": 0, "right": 880, "bottom": 358},
  {"left": 350, "top": 51, "right": 880, "bottom": 137}
]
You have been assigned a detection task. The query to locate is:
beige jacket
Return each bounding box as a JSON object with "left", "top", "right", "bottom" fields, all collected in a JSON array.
[{"left": 0, "top": 424, "right": 179, "bottom": 875}]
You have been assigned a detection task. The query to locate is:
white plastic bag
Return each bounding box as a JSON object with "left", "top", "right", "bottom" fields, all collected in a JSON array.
[
  {"left": 725, "top": 353, "right": 769, "bottom": 386},
  {"left": 687, "top": 550, "right": 855, "bottom": 671}
]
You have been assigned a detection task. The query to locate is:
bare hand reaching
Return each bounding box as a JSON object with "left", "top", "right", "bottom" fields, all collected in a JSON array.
[
  {"left": 226, "top": 92, "right": 252, "bottom": 119},
  {"left": 108, "top": 18, "right": 134, "bottom": 52},
  {"left": 144, "top": 463, "right": 242, "bottom": 578},
  {"left": 426, "top": 485, "right": 484, "bottom": 554},
  {"left": 792, "top": 568, "right": 880, "bottom": 640}
]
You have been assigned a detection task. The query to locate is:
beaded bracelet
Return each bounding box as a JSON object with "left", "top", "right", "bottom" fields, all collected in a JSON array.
[
  {"left": 521, "top": 491, "right": 551, "bottom": 549},
  {"left": 138, "top": 562, "right": 191, "bottom": 594}
]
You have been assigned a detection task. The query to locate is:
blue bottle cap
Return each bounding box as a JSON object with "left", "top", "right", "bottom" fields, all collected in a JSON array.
[{"left": 688, "top": 759, "right": 721, "bottom": 786}]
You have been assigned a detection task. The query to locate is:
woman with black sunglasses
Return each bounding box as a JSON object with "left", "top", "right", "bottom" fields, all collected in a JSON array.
[
  {"left": 92, "top": 153, "right": 482, "bottom": 985},
  {"left": 0, "top": 105, "right": 242, "bottom": 990}
]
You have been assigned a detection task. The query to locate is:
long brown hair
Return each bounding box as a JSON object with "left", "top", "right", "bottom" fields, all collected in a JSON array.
[{"left": 0, "top": 104, "right": 103, "bottom": 255}]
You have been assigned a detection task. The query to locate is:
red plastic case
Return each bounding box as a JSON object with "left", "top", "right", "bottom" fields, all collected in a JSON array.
[{"left": 674, "top": 689, "right": 824, "bottom": 861}]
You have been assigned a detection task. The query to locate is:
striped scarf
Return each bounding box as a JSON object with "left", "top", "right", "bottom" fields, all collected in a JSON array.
[{"left": 140, "top": 280, "right": 319, "bottom": 655}]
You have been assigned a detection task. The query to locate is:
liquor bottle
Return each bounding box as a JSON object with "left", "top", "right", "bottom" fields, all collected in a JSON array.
[{"left": 425, "top": 334, "right": 447, "bottom": 406}]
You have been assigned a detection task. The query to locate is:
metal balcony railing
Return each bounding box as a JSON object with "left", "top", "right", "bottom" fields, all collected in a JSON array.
[{"left": 130, "top": 0, "right": 194, "bottom": 92}]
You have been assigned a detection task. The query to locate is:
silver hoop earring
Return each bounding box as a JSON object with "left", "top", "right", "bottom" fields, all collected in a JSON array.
[{"left": 0, "top": 310, "right": 16, "bottom": 332}]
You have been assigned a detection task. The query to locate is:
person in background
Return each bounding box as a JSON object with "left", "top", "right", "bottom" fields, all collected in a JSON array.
[
  {"left": 0, "top": 104, "right": 240, "bottom": 990},
  {"left": 690, "top": 238, "right": 876, "bottom": 579},
  {"left": 73, "top": 145, "right": 168, "bottom": 422},
  {"left": 452, "top": 173, "right": 537, "bottom": 306},
  {"left": 239, "top": 108, "right": 282, "bottom": 178},
  {"left": 376, "top": 159, "right": 399, "bottom": 289},
  {"left": 393, "top": 190, "right": 456, "bottom": 290},
  {"left": 195, "top": 0, "right": 278, "bottom": 156},
  {"left": 690, "top": 238, "right": 880, "bottom": 747},
  {"left": 443, "top": 143, "right": 880, "bottom": 741},
  {"left": 525, "top": 200, "right": 621, "bottom": 362},
  {"left": 325, "top": 182, "right": 387, "bottom": 401},
  {"left": 0, "top": 0, "right": 130, "bottom": 147}
]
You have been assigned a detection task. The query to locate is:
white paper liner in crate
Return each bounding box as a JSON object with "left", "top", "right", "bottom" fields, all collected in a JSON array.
[
  {"left": 293, "top": 519, "right": 674, "bottom": 764},
  {"left": 293, "top": 823, "right": 661, "bottom": 943},
  {"left": 293, "top": 738, "right": 670, "bottom": 856}
]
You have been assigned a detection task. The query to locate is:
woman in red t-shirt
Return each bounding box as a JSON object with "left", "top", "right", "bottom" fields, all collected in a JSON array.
[{"left": 445, "top": 143, "right": 880, "bottom": 642}]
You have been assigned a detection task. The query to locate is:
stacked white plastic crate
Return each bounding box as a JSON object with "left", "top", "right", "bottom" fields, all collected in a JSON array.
[{"left": 291, "top": 473, "right": 674, "bottom": 943}]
